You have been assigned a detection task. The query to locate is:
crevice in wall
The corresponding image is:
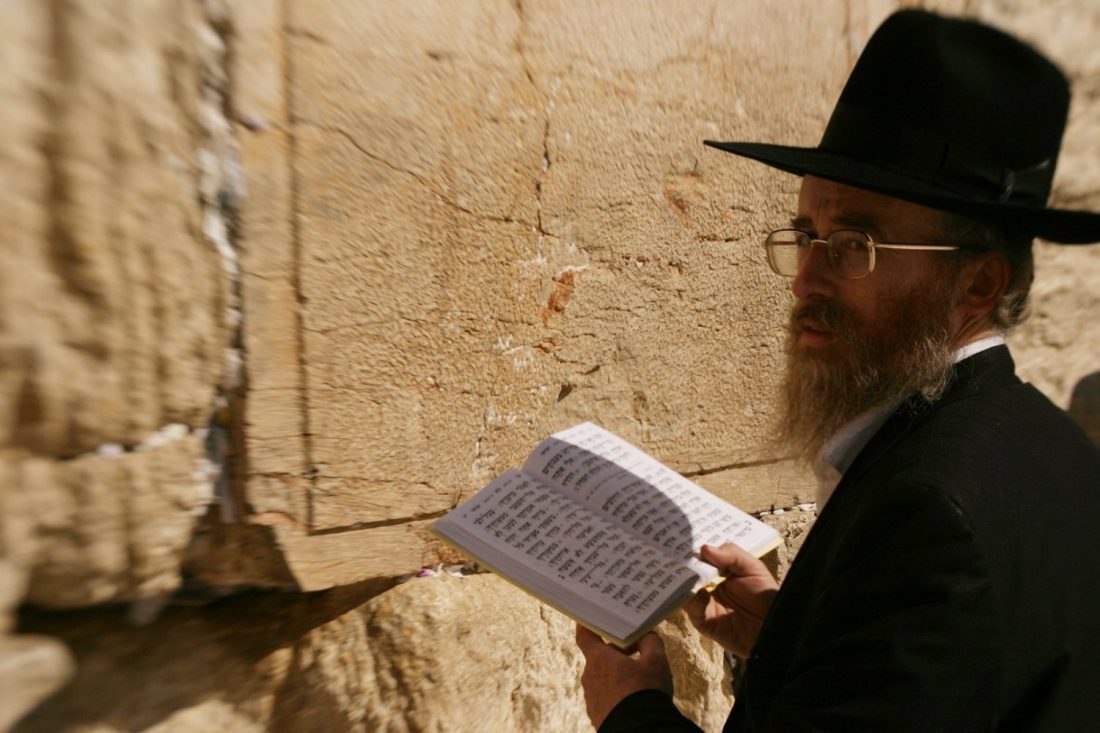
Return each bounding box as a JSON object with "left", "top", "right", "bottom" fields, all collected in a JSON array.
[
  {"left": 757, "top": 502, "right": 817, "bottom": 517},
  {"left": 680, "top": 455, "right": 796, "bottom": 478},
  {"left": 308, "top": 509, "right": 453, "bottom": 537},
  {"left": 842, "top": 0, "right": 855, "bottom": 67},
  {"left": 281, "top": 0, "right": 320, "bottom": 531},
  {"left": 514, "top": 0, "right": 558, "bottom": 243},
  {"left": 42, "top": 0, "right": 104, "bottom": 309},
  {"left": 298, "top": 121, "right": 530, "bottom": 229},
  {"left": 45, "top": 423, "right": 199, "bottom": 462},
  {"left": 196, "top": 0, "right": 247, "bottom": 525}
]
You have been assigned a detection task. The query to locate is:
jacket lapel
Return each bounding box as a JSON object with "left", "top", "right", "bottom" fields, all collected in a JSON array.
[{"left": 826, "top": 345, "right": 1020, "bottom": 505}]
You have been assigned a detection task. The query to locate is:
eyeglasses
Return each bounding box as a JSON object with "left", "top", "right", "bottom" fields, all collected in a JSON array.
[{"left": 764, "top": 228, "right": 965, "bottom": 280}]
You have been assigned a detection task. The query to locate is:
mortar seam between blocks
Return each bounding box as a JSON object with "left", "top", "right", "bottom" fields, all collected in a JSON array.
[{"left": 282, "top": 0, "right": 318, "bottom": 531}]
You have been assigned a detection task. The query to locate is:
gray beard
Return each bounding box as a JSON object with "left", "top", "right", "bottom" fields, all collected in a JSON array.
[{"left": 776, "top": 284, "right": 958, "bottom": 463}]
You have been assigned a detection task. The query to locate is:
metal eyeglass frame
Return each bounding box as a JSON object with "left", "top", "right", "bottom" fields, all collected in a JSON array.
[{"left": 764, "top": 228, "right": 966, "bottom": 280}]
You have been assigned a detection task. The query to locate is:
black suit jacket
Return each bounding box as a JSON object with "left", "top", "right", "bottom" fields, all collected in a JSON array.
[{"left": 602, "top": 346, "right": 1100, "bottom": 732}]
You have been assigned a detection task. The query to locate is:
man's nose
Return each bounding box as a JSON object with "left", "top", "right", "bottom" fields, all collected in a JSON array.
[{"left": 791, "top": 242, "right": 836, "bottom": 301}]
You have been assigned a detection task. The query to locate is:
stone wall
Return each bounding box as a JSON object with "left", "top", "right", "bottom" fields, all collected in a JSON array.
[{"left": 2, "top": 0, "right": 1098, "bottom": 730}]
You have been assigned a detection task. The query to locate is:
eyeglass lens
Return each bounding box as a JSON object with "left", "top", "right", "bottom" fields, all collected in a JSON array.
[{"left": 765, "top": 229, "right": 873, "bottom": 279}]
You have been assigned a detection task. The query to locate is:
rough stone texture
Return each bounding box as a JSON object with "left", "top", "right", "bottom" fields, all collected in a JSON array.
[
  {"left": 226, "top": 0, "right": 852, "bottom": 590},
  {"left": 223, "top": 0, "right": 1100, "bottom": 592},
  {"left": 0, "top": 0, "right": 228, "bottom": 457},
  {"left": 984, "top": 1, "right": 1100, "bottom": 412},
  {"left": 1069, "top": 371, "right": 1100, "bottom": 446},
  {"left": 0, "top": 0, "right": 235, "bottom": 610},
  {"left": 3, "top": 429, "right": 212, "bottom": 609},
  {"left": 2, "top": 0, "right": 1099, "bottom": 731},
  {"left": 760, "top": 506, "right": 818, "bottom": 580},
  {"left": 291, "top": 0, "right": 833, "bottom": 522},
  {"left": 0, "top": 635, "right": 74, "bottom": 733},
  {"left": 13, "top": 574, "right": 730, "bottom": 732}
]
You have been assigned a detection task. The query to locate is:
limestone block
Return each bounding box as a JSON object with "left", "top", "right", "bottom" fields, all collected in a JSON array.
[
  {"left": 979, "top": 2, "right": 1100, "bottom": 409},
  {"left": 658, "top": 609, "right": 737, "bottom": 733},
  {"left": 1068, "top": 371, "right": 1100, "bottom": 445},
  {"left": 13, "top": 573, "right": 729, "bottom": 733},
  {"left": 224, "top": 0, "right": 1100, "bottom": 593},
  {"left": 0, "top": 0, "right": 235, "bottom": 606},
  {"left": 1010, "top": 244, "right": 1100, "bottom": 409},
  {"left": 3, "top": 428, "right": 212, "bottom": 609},
  {"left": 0, "top": 0, "right": 229, "bottom": 457},
  {"left": 305, "top": 574, "right": 730, "bottom": 732},
  {"left": 692, "top": 458, "right": 816, "bottom": 516},
  {"left": 0, "top": 635, "right": 74, "bottom": 733},
  {"left": 229, "top": 0, "right": 310, "bottom": 524},
  {"left": 227, "top": 0, "right": 857, "bottom": 589},
  {"left": 12, "top": 592, "right": 301, "bottom": 733},
  {"left": 760, "top": 506, "right": 818, "bottom": 581}
]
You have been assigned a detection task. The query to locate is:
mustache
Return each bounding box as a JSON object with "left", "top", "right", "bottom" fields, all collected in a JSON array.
[{"left": 789, "top": 301, "right": 851, "bottom": 336}]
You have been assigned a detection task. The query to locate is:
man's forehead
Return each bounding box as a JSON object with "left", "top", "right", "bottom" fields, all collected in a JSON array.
[{"left": 794, "top": 176, "right": 948, "bottom": 236}]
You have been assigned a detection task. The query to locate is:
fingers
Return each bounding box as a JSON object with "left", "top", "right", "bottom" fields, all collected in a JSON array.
[
  {"left": 575, "top": 624, "right": 606, "bottom": 657},
  {"left": 576, "top": 624, "right": 664, "bottom": 660},
  {"left": 684, "top": 588, "right": 709, "bottom": 626},
  {"left": 701, "top": 542, "right": 771, "bottom": 578},
  {"left": 635, "top": 632, "right": 667, "bottom": 663}
]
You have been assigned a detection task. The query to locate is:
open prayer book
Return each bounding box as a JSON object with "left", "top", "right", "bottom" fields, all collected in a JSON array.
[{"left": 432, "top": 422, "right": 781, "bottom": 647}]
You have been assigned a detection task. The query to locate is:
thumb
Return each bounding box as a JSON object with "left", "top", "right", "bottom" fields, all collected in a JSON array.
[{"left": 701, "top": 542, "right": 769, "bottom": 578}]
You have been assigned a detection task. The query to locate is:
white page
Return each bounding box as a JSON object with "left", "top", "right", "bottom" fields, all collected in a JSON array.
[
  {"left": 522, "top": 423, "right": 779, "bottom": 561},
  {"left": 434, "top": 468, "right": 705, "bottom": 637}
]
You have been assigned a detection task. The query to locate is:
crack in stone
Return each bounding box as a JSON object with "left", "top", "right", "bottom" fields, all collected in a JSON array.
[
  {"left": 303, "top": 121, "right": 531, "bottom": 228},
  {"left": 49, "top": 423, "right": 198, "bottom": 462},
  {"left": 282, "top": 0, "right": 319, "bottom": 529},
  {"left": 198, "top": 0, "right": 249, "bottom": 526},
  {"left": 757, "top": 501, "right": 817, "bottom": 517},
  {"left": 308, "top": 509, "right": 453, "bottom": 536},
  {"left": 514, "top": 0, "right": 555, "bottom": 240},
  {"left": 680, "top": 455, "right": 797, "bottom": 478}
]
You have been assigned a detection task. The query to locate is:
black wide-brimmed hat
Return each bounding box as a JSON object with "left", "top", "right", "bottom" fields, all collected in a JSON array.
[{"left": 705, "top": 9, "right": 1100, "bottom": 244}]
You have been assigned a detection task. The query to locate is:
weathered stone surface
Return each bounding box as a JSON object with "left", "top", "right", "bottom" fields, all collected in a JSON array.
[
  {"left": 1068, "top": 371, "right": 1100, "bottom": 445},
  {"left": 229, "top": 0, "right": 309, "bottom": 523},
  {"left": 693, "top": 459, "right": 816, "bottom": 516},
  {"left": 229, "top": 0, "right": 1098, "bottom": 593},
  {"left": 221, "top": 0, "right": 853, "bottom": 589},
  {"left": 3, "top": 428, "right": 213, "bottom": 608},
  {"left": 972, "top": 1, "right": 1100, "bottom": 407},
  {"left": 0, "top": 0, "right": 229, "bottom": 457},
  {"left": 0, "top": 0, "right": 235, "bottom": 608},
  {"left": 658, "top": 606, "right": 736, "bottom": 733},
  {"left": 0, "top": 635, "right": 74, "bottom": 733},
  {"left": 14, "top": 574, "right": 730, "bottom": 732},
  {"left": 760, "top": 506, "right": 818, "bottom": 581},
  {"left": 349, "top": 574, "right": 729, "bottom": 732}
]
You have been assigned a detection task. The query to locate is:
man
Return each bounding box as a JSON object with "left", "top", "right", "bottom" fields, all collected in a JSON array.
[{"left": 577, "top": 9, "right": 1100, "bottom": 732}]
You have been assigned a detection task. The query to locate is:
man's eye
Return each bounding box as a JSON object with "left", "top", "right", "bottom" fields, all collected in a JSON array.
[{"left": 836, "top": 236, "right": 869, "bottom": 252}]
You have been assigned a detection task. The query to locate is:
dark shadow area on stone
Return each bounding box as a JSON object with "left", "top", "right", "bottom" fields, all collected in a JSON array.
[
  {"left": 1069, "top": 370, "right": 1100, "bottom": 445},
  {"left": 12, "top": 577, "right": 396, "bottom": 732}
]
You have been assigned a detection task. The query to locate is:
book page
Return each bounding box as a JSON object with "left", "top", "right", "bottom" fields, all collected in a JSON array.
[
  {"left": 522, "top": 422, "right": 779, "bottom": 560},
  {"left": 433, "top": 468, "right": 705, "bottom": 641}
]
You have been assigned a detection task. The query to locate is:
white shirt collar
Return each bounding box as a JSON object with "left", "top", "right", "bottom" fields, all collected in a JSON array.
[
  {"left": 952, "top": 333, "right": 1005, "bottom": 362},
  {"left": 812, "top": 333, "right": 1006, "bottom": 508}
]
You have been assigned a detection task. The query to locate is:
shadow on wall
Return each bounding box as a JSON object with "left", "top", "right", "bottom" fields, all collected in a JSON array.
[
  {"left": 13, "top": 578, "right": 396, "bottom": 732},
  {"left": 1069, "top": 371, "right": 1100, "bottom": 446}
]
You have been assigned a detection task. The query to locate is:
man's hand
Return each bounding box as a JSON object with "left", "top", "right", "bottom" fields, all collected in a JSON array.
[
  {"left": 685, "top": 543, "right": 779, "bottom": 658},
  {"left": 575, "top": 626, "right": 673, "bottom": 729}
]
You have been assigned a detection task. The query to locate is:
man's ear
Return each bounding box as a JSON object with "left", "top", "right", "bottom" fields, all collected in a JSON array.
[{"left": 959, "top": 253, "right": 1010, "bottom": 319}]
